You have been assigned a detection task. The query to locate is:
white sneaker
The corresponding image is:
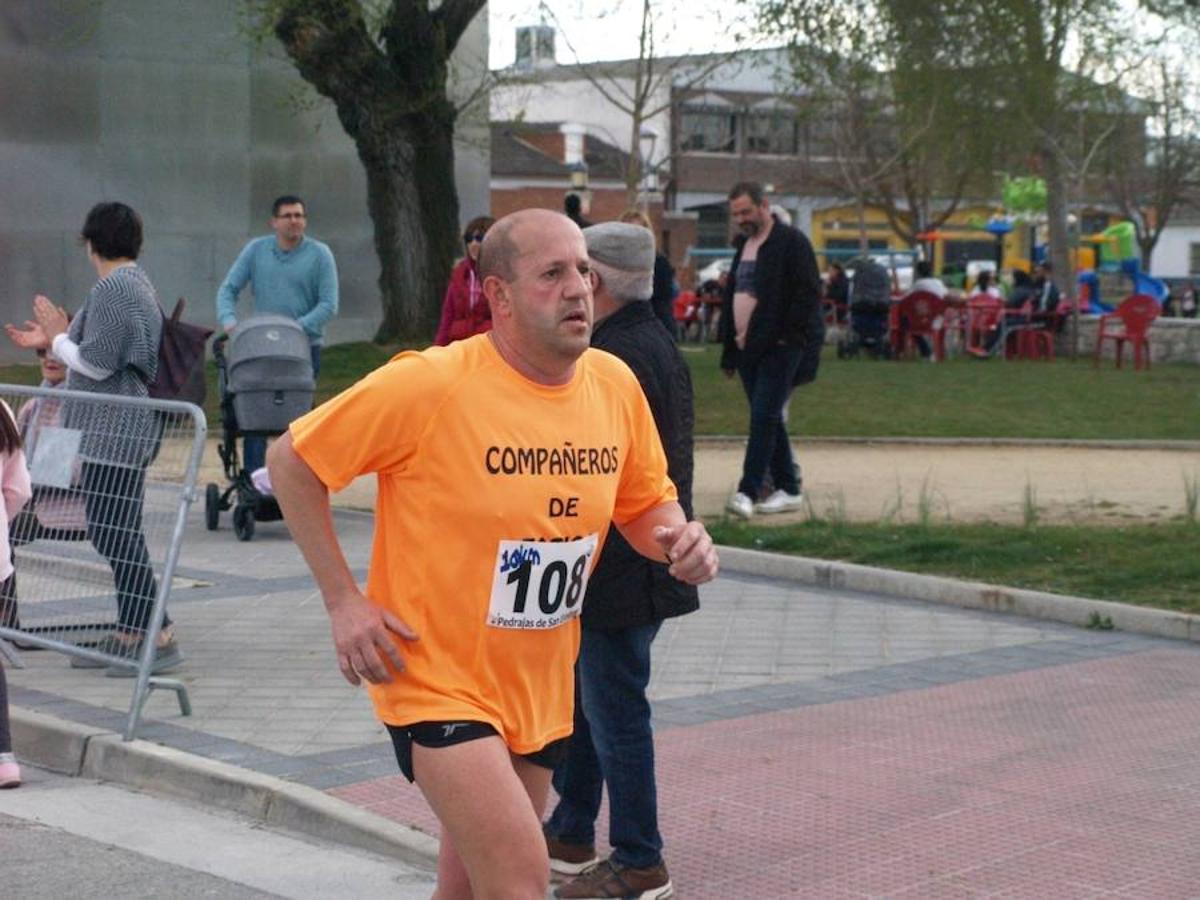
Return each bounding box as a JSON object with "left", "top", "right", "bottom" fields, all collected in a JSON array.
[
  {"left": 754, "top": 489, "right": 804, "bottom": 515},
  {"left": 726, "top": 491, "right": 754, "bottom": 519}
]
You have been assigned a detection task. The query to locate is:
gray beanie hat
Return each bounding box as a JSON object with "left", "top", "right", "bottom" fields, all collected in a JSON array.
[{"left": 583, "top": 222, "right": 655, "bottom": 300}]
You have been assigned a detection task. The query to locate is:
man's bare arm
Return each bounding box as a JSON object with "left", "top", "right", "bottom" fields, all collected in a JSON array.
[
  {"left": 615, "top": 500, "right": 719, "bottom": 585},
  {"left": 267, "top": 433, "right": 417, "bottom": 685}
]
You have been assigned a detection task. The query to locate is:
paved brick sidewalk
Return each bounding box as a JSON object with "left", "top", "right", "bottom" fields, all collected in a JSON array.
[{"left": 8, "top": 506, "right": 1200, "bottom": 897}]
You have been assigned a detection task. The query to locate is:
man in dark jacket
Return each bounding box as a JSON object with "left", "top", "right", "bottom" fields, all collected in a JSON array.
[
  {"left": 545, "top": 222, "right": 698, "bottom": 900},
  {"left": 721, "top": 181, "right": 824, "bottom": 519}
]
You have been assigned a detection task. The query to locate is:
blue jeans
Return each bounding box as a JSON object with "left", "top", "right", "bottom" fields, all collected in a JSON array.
[
  {"left": 244, "top": 343, "right": 321, "bottom": 473},
  {"left": 548, "top": 622, "right": 663, "bottom": 869},
  {"left": 737, "top": 343, "right": 803, "bottom": 498}
]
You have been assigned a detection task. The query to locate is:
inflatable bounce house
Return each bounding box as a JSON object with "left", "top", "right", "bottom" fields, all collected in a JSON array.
[{"left": 1076, "top": 222, "right": 1167, "bottom": 312}]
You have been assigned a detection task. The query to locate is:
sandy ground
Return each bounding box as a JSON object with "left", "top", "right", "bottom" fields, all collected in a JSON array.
[
  {"left": 691, "top": 441, "right": 1199, "bottom": 526},
  {"left": 199, "top": 438, "right": 1199, "bottom": 527}
]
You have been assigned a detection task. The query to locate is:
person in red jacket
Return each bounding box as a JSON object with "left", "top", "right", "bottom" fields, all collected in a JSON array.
[{"left": 434, "top": 215, "right": 496, "bottom": 345}]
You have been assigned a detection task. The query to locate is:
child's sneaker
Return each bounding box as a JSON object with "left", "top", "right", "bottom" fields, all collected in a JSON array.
[{"left": 0, "top": 752, "right": 21, "bottom": 789}]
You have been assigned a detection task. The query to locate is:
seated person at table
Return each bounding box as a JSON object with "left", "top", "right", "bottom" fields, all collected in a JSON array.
[
  {"left": 900, "top": 261, "right": 946, "bottom": 360},
  {"left": 969, "top": 270, "right": 1001, "bottom": 299},
  {"left": 1007, "top": 269, "right": 1037, "bottom": 309},
  {"left": 971, "top": 270, "right": 1036, "bottom": 358},
  {"left": 824, "top": 262, "right": 850, "bottom": 323},
  {"left": 1033, "top": 261, "right": 1061, "bottom": 315},
  {"left": 911, "top": 260, "right": 946, "bottom": 299}
]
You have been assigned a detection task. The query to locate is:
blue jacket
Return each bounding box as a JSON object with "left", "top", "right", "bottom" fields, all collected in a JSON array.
[{"left": 216, "top": 236, "right": 339, "bottom": 343}]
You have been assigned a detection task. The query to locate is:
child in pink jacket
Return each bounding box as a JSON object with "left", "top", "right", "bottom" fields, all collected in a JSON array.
[{"left": 0, "top": 398, "right": 33, "bottom": 788}]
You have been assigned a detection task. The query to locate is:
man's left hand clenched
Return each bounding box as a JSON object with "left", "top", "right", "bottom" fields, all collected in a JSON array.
[{"left": 653, "top": 522, "right": 719, "bottom": 585}]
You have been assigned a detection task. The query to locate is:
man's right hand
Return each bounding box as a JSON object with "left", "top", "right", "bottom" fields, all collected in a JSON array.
[
  {"left": 223, "top": 322, "right": 236, "bottom": 335},
  {"left": 722, "top": 368, "right": 736, "bottom": 379},
  {"left": 327, "top": 589, "right": 419, "bottom": 686}
]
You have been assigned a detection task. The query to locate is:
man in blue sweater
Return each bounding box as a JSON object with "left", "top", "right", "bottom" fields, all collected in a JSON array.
[{"left": 216, "top": 195, "right": 339, "bottom": 472}]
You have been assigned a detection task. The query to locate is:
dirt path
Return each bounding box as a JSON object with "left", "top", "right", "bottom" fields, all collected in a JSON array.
[
  {"left": 199, "top": 439, "right": 1198, "bottom": 527},
  {"left": 693, "top": 442, "right": 1199, "bottom": 526}
]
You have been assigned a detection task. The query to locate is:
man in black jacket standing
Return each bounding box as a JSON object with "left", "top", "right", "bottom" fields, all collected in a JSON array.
[
  {"left": 545, "top": 222, "right": 698, "bottom": 900},
  {"left": 721, "top": 181, "right": 824, "bottom": 519}
]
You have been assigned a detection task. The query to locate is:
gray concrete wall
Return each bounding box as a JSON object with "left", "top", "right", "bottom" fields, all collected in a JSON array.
[
  {"left": 1071, "top": 315, "right": 1200, "bottom": 366},
  {"left": 0, "top": 0, "right": 490, "bottom": 363}
]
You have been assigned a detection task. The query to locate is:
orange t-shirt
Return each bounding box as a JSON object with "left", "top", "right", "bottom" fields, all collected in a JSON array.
[{"left": 289, "top": 334, "right": 676, "bottom": 753}]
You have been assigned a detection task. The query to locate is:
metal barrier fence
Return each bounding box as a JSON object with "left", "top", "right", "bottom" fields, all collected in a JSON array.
[{"left": 0, "top": 384, "right": 206, "bottom": 739}]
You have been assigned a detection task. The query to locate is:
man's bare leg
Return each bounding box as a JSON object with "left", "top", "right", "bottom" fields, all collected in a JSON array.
[{"left": 414, "top": 735, "right": 552, "bottom": 900}]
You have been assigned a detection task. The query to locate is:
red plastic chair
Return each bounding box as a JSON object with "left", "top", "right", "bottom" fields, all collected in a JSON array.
[
  {"left": 891, "top": 290, "right": 948, "bottom": 361},
  {"left": 1021, "top": 325, "right": 1055, "bottom": 360},
  {"left": 964, "top": 294, "right": 1006, "bottom": 357},
  {"left": 1094, "top": 294, "right": 1160, "bottom": 370},
  {"left": 1002, "top": 301, "right": 1056, "bottom": 361},
  {"left": 941, "top": 302, "right": 968, "bottom": 355}
]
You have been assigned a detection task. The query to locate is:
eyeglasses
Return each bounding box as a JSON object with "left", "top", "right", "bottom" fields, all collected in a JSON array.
[{"left": 465, "top": 233, "right": 486, "bottom": 243}]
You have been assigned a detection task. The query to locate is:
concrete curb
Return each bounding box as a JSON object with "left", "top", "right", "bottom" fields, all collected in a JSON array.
[
  {"left": 9, "top": 707, "right": 439, "bottom": 869},
  {"left": 718, "top": 546, "right": 1200, "bottom": 643},
  {"left": 696, "top": 436, "right": 1200, "bottom": 450}
]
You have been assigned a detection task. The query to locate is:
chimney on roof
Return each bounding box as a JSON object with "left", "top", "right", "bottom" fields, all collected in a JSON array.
[
  {"left": 559, "top": 123, "right": 586, "bottom": 166},
  {"left": 514, "top": 25, "right": 556, "bottom": 71}
]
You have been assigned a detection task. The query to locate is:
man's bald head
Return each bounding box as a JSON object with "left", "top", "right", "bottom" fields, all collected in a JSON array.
[{"left": 478, "top": 209, "right": 581, "bottom": 283}]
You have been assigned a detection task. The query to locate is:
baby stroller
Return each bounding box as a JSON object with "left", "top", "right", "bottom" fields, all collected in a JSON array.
[
  {"left": 205, "top": 314, "right": 315, "bottom": 541},
  {"left": 837, "top": 258, "right": 894, "bottom": 360}
]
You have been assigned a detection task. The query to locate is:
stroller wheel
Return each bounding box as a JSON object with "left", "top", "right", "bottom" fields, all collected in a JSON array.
[
  {"left": 233, "top": 503, "right": 255, "bottom": 542},
  {"left": 205, "top": 483, "right": 221, "bottom": 531}
]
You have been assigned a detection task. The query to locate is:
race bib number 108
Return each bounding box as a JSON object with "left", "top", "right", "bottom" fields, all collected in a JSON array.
[{"left": 487, "top": 534, "right": 599, "bottom": 630}]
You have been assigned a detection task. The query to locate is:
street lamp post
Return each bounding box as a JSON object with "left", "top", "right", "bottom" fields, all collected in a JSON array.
[
  {"left": 637, "top": 128, "right": 658, "bottom": 209},
  {"left": 567, "top": 160, "right": 590, "bottom": 215}
]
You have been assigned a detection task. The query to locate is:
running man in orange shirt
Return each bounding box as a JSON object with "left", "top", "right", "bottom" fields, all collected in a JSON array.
[{"left": 267, "top": 208, "right": 719, "bottom": 900}]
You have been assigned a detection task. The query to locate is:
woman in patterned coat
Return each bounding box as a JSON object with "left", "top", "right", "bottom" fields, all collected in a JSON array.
[{"left": 6, "top": 202, "right": 182, "bottom": 676}]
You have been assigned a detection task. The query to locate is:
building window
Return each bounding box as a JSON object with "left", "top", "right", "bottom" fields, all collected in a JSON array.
[
  {"left": 745, "top": 112, "right": 798, "bottom": 155},
  {"left": 944, "top": 240, "right": 999, "bottom": 266},
  {"left": 824, "top": 238, "right": 888, "bottom": 255},
  {"left": 804, "top": 116, "right": 841, "bottom": 159},
  {"left": 1190, "top": 242, "right": 1200, "bottom": 275},
  {"left": 680, "top": 108, "right": 736, "bottom": 153},
  {"left": 694, "top": 204, "right": 730, "bottom": 249}
]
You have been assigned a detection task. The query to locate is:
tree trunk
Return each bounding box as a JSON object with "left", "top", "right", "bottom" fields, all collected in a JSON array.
[
  {"left": 1140, "top": 239, "right": 1155, "bottom": 272},
  {"left": 625, "top": 113, "right": 643, "bottom": 209},
  {"left": 268, "top": 1, "right": 486, "bottom": 348},
  {"left": 1041, "top": 140, "right": 1076, "bottom": 356},
  {"left": 855, "top": 194, "right": 869, "bottom": 255},
  {"left": 357, "top": 109, "right": 461, "bottom": 344}
]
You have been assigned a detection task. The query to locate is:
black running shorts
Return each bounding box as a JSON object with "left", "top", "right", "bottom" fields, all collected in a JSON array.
[{"left": 386, "top": 721, "right": 569, "bottom": 783}]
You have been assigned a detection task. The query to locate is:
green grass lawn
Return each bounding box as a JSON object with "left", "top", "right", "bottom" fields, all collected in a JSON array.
[
  {"left": 708, "top": 518, "right": 1200, "bottom": 614},
  {"left": 1, "top": 341, "right": 413, "bottom": 431},
  {"left": 681, "top": 343, "right": 1200, "bottom": 439},
  {"left": 10, "top": 338, "right": 1191, "bottom": 441},
  {"left": 6, "top": 338, "right": 1197, "bottom": 613}
]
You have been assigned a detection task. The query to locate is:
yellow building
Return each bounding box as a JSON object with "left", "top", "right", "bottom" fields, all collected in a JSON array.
[{"left": 811, "top": 202, "right": 1119, "bottom": 277}]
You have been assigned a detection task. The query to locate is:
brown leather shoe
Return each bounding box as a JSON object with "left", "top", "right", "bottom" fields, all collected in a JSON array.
[
  {"left": 544, "top": 826, "right": 599, "bottom": 877},
  {"left": 553, "top": 858, "right": 673, "bottom": 899}
]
